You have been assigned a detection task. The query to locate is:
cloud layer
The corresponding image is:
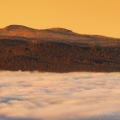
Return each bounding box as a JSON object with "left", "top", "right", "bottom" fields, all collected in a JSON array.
[{"left": 0, "top": 71, "right": 120, "bottom": 120}]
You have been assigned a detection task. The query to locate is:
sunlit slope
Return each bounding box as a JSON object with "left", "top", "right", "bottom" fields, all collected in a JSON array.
[{"left": 0, "top": 25, "right": 120, "bottom": 47}]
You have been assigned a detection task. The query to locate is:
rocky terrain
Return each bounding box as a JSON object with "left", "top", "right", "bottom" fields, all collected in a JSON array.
[{"left": 0, "top": 25, "right": 120, "bottom": 72}]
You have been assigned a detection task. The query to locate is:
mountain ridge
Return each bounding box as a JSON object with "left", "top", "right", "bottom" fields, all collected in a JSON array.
[
  {"left": 0, "top": 25, "right": 120, "bottom": 72},
  {"left": 0, "top": 25, "right": 75, "bottom": 37},
  {"left": 0, "top": 25, "right": 120, "bottom": 47},
  {"left": 0, "top": 24, "right": 118, "bottom": 39}
]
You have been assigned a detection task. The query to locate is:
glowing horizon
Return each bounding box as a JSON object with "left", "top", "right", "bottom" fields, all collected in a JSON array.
[{"left": 1, "top": 0, "right": 120, "bottom": 38}]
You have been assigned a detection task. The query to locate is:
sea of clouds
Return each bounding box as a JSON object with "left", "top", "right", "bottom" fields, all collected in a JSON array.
[{"left": 0, "top": 71, "right": 120, "bottom": 120}]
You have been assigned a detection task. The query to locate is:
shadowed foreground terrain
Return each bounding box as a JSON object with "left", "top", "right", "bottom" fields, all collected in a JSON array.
[{"left": 0, "top": 25, "right": 120, "bottom": 72}]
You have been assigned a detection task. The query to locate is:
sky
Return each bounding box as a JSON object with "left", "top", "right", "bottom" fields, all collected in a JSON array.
[{"left": 0, "top": 0, "right": 120, "bottom": 38}]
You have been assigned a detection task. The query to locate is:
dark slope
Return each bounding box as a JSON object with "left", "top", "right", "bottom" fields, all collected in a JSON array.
[{"left": 0, "top": 25, "right": 120, "bottom": 72}]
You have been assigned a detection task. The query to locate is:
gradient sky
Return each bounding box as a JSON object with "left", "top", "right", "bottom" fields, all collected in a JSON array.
[{"left": 0, "top": 0, "right": 120, "bottom": 38}]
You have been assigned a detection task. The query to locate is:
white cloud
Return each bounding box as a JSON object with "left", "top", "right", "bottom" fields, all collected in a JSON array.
[{"left": 0, "top": 71, "right": 120, "bottom": 120}]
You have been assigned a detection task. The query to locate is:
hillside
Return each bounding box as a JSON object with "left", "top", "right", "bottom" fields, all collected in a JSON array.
[{"left": 0, "top": 25, "right": 120, "bottom": 72}]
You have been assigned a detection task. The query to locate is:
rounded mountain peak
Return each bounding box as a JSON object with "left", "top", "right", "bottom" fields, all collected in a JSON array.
[
  {"left": 47, "top": 28, "right": 73, "bottom": 34},
  {"left": 1, "top": 25, "right": 39, "bottom": 37},
  {"left": 4, "top": 25, "right": 33, "bottom": 31}
]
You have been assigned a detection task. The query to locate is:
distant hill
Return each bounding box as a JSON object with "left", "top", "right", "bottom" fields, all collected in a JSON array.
[
  {"left": 0, "top": 25, "right": 76, "bottom": 38},
  {"left": 0, "top": 25, "right": 120, "bottom": 72},
  {"left": 0, "top": 25, "right": 120, "bottom": 47}
]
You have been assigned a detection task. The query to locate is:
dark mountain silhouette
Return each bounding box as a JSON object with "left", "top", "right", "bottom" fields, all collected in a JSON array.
[{"left": 0, "top": 25, "right": 120, "bottom": 72}]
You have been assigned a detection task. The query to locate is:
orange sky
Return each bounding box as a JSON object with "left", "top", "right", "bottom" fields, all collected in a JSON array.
[{"left": 0, "top": 0, "right": 120, "bottom": 38}]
